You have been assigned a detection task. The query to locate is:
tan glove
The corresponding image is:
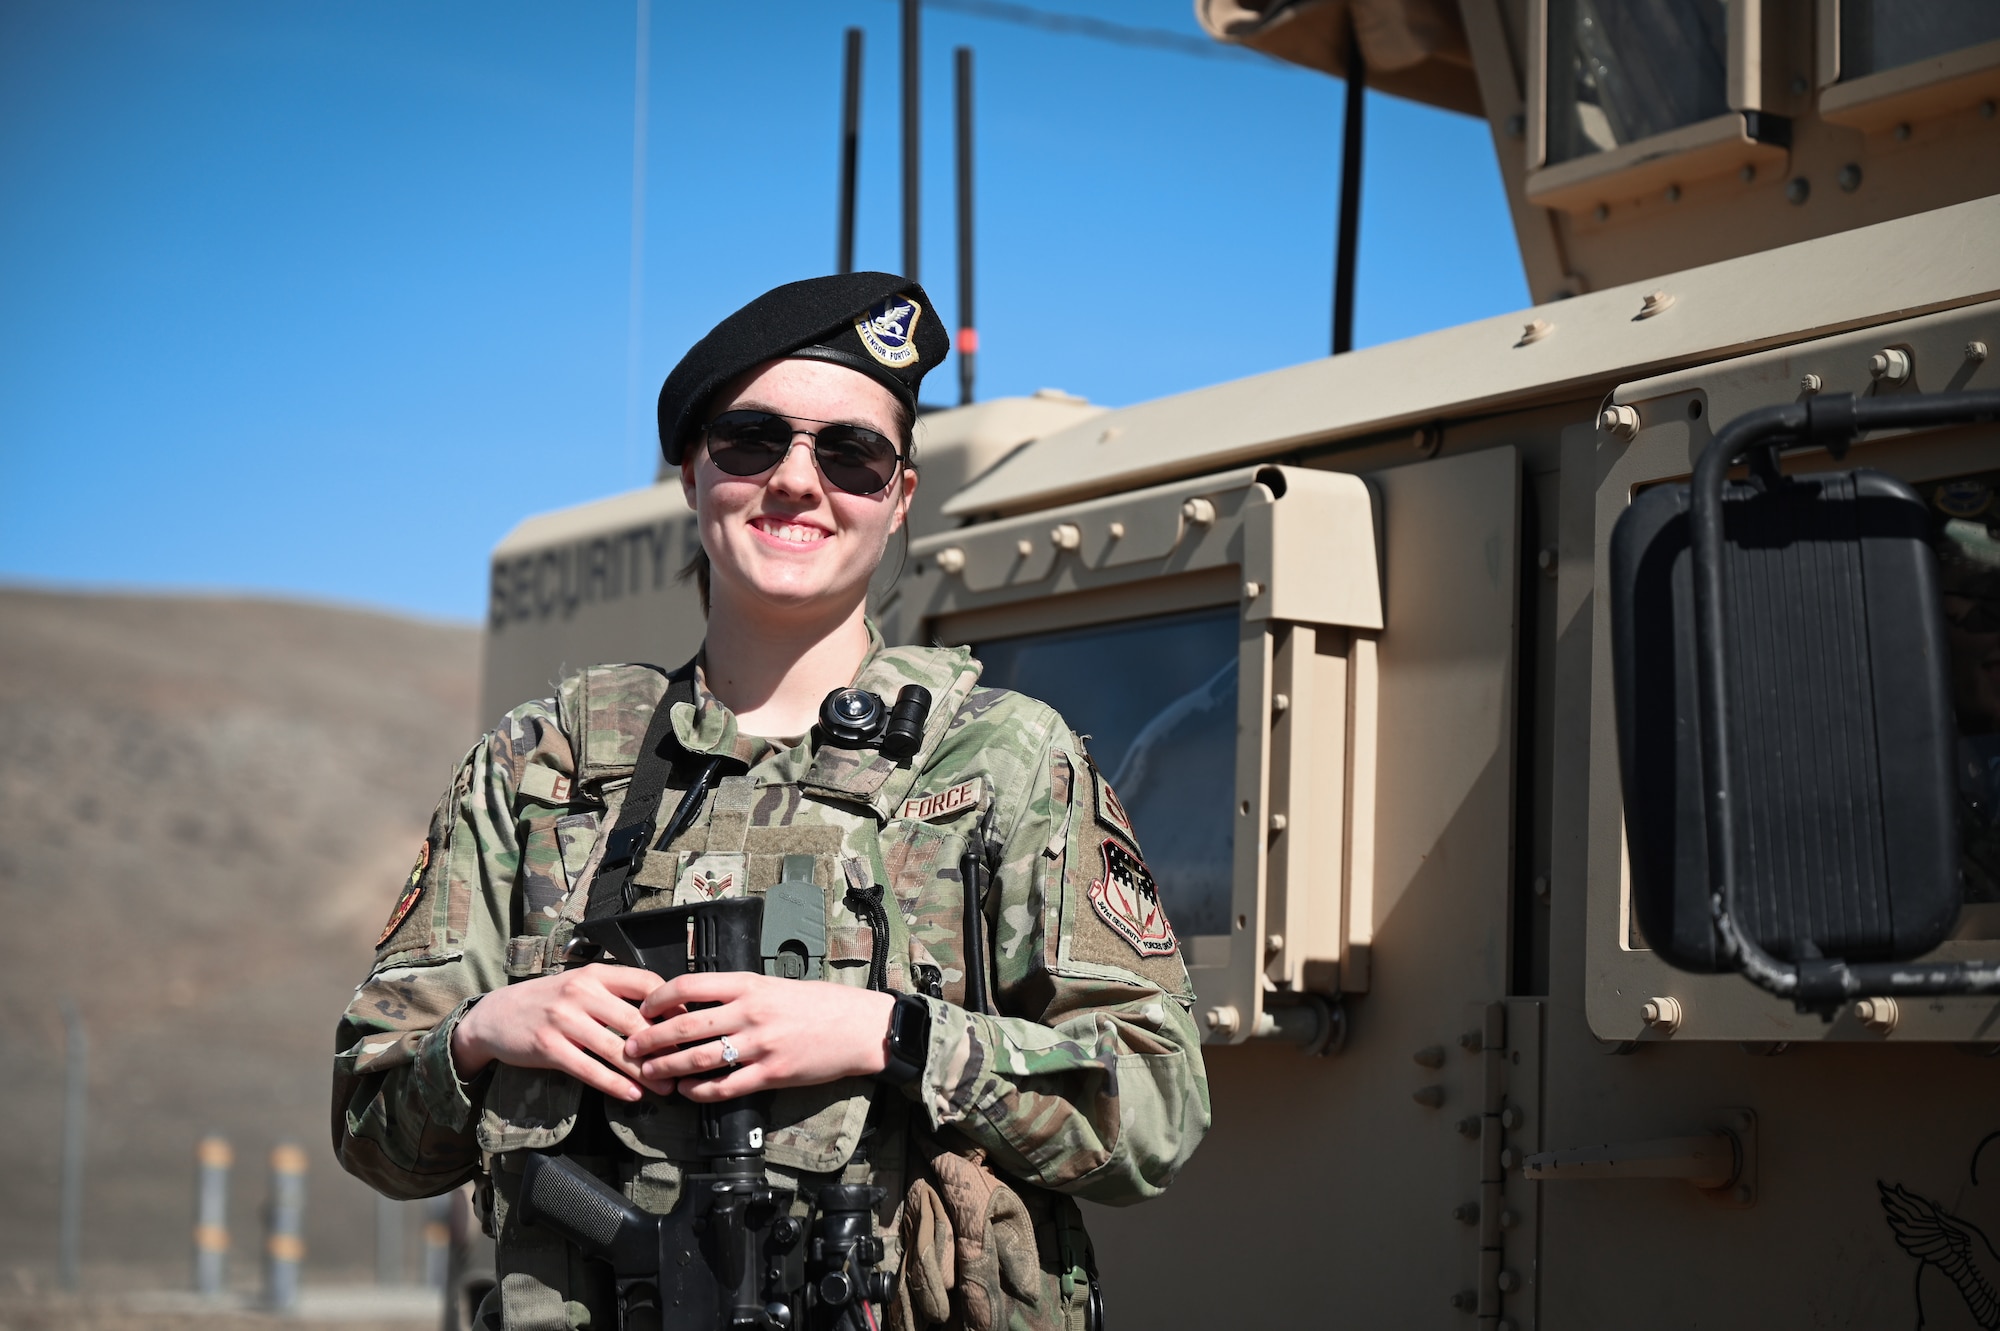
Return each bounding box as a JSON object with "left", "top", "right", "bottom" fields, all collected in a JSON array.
[
  {"left": 890, "top": 1172, "right": 955, "bottom": 1331},
  {"left": 890, "top": 1140, "right": 1043, "bottom": 1331}
]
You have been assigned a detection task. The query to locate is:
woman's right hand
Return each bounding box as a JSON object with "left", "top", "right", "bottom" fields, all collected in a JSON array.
[{"left": 449, "top": 965, "right": 670, "bottom": 1102}]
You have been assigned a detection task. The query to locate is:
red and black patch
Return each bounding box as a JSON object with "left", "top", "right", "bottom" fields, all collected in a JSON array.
[
  {"left": 377, "top": 838, "right": 431, "bottom": 947},
  {"left": 1088, "top": 838, "right": 1178, "bottom": 958}
]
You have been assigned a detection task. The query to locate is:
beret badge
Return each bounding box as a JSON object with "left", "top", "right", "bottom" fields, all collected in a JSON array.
[{"left": 854, "top": 294, "right": 924, "bottom": 370}]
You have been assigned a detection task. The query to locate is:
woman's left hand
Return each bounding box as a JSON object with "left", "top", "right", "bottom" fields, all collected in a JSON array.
[{"left": 625, "top": 973, "right": 898, "bottom": 1101}]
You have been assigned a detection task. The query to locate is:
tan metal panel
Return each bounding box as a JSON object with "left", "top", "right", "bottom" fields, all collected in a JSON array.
[
  {"left": 943, "top": 198, "right": 2000, "bottom": 520},
  {"left": 1242, "top": 468, "right": 1385, "bottom": 631},
  {"left": 1086, "top": 445, "right": 1520, "bottom": 1326}
]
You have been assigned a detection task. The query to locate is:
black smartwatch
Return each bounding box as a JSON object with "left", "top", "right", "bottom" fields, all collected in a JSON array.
[{"left": 880, "top": 992, "right": 932, "bottom": 1086}]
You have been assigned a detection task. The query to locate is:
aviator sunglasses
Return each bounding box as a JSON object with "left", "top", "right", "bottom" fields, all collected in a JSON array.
[{"left": 702, "top": 409, "right": 905, "bottom": 496}]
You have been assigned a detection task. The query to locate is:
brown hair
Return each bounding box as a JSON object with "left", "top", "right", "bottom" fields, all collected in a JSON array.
[{"left": 678, "top": 398, "right": 919, "bottom": 615}]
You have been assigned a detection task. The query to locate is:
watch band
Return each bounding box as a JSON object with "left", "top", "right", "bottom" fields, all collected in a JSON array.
[{"left": 880, "top": 991, "right": 931, "bottom": 1086}]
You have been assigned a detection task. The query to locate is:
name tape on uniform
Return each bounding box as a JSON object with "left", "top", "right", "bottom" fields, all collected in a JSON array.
[
  {"left": 518, "top": 766, "right": 573, "bottom": 806},
  {"left": 900, "top": 776, "right": 984, "bottom": 823}
]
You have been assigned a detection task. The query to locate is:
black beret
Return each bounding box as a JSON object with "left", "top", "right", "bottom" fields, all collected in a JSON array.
[{"left": 657, "top": 271, "right": 949, "bottom": 465}]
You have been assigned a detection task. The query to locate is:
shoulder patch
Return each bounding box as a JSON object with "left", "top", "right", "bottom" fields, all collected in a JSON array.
[
  {"left": 900, "top": 776, "right": 984, "bottom": 823},
  {"left": 1088, "top": 839, "right": 1178, "bottom": 958},
  {"left": 377, "top": 839, "right": 432, "bottom": 947},
  {"left": 1091, "top": 762, "right": 1138, "bottom": 846}
]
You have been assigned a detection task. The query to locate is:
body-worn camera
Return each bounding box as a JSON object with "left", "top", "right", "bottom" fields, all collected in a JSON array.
[{"left": 817, "top": 685, "right": 931, "bottom": 760}]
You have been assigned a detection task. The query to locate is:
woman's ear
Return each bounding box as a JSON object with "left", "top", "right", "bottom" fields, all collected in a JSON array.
[
  {"left": 681, "top": 453, "right": 699, "bottom": 509},
  {"left": 890, "top": 466, "right": 919, "bottom": 533}
]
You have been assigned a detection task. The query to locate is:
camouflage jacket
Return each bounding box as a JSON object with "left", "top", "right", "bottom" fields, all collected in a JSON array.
[{"left": 332, "top": 631, "right": 1210, "bottom": 1328}]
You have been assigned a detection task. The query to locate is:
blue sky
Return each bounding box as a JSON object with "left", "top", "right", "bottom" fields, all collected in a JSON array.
[{"left": 0, "top": 1, "right": 1527, "bottom": 623}]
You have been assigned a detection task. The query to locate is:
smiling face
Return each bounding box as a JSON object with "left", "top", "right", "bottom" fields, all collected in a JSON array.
[{"left": 681, "top": 357, "right": 916, "bottom": 629}]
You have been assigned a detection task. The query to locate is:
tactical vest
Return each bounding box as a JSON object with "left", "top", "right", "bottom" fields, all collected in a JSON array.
[{"left": 471, "top": 644, "right": 1095, "bottom": 1331}]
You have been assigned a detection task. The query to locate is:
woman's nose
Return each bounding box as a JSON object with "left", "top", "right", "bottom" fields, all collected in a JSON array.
[{"left": 766, "top": 436, "right": 823, "bottom": 495}]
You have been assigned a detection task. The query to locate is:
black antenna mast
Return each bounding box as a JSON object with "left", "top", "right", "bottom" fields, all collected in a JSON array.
[
  {"left": 837, "top": 28, "right": 862, "bottom": 275},
  {"left": 902, "top": 0, "right": 921, "bottom": 281},
  {"left": 955, "top": 46, "right": 976, "bottom": 405},
  {"left": 1331, "top": 14, "right": 1365, "bottom": 355}
]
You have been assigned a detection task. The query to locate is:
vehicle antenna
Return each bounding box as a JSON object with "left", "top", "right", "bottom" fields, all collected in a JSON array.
[
  {"left": 902, "top": 0, "right": 922, "bottom": 282},
  {"left": 955, "top": 45, "right": 977, "bottom": 406},
  {"left": 1332, "top": 12, "right": 1365, "bottom": 356},
  {"left": 838, "top": 27, "right": 863, "bottom": 276}
]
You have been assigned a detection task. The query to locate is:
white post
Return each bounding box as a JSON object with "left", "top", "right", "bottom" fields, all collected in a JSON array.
[
  {"left": 264, "top": 1143, "right": 307, "bottom": 1310},
  {"left": 193, "top": 1134, "right": 231, "bottom": 1296}
]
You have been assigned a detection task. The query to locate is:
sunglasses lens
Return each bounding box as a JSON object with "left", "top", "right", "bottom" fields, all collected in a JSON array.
[
  {"left": 814, "top": 426, "right": 900, "bottom": 495},
  {"left": 702, "top": 411, "right": 901, "bottom": 495},
  {"left": 704, "top": 411, "right": 792, "bottom": 476}
]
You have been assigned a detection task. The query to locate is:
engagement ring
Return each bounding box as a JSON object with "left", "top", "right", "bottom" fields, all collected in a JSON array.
[{"left": 717, "top": 1035, "right": 740, "bottom": 1069}]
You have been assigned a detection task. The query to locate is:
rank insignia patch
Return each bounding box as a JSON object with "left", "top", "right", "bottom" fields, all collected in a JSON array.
[
  {"left": 1088, "top": 839, "right": 1178, "bottom": 958},
  {"left": 378, "top": 839, "right": 431, "bottom": 947},
  {"left": 674, "top": 851, "right": 748, "bottom": 906},
  {"left": 854, "top": 294, "right": 923, "bottom": 369}
]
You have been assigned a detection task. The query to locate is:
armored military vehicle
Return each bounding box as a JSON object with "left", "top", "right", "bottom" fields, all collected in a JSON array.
[{"left": 478, "top": 1, "right": 2000, "bottom": 1324}]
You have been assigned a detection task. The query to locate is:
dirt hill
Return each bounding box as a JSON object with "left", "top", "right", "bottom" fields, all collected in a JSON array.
[{"left": 0, "top": 587, "right": 482, "bottom": 1293}]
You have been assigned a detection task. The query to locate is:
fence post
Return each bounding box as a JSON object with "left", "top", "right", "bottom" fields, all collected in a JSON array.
[
  {"left": 264, "top": 1143, "right": 307, "bottom": 1310},
  {"left": 193, "top": 1134, "right": 231, "bottom": 1296},
  {"left": 57, "top": 1000, "right": 87, "bottom": 1293}
]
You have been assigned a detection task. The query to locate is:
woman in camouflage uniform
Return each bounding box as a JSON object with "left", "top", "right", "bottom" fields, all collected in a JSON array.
[{"left": 333, "top": 273, "right": 1210, "bottom": 1331}]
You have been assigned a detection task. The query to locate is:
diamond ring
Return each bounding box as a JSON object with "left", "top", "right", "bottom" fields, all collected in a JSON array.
[{"left": 717, "top": 1035, "right": 740, "bottom": 1069}]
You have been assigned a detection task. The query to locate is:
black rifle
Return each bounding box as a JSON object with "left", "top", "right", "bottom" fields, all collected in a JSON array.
[{"left": 519, "top": 896, "right": 888, "bottom": 1331}]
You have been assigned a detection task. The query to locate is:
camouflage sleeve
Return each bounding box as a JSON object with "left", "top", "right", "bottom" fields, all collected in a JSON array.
[
  {"left": 330, "top": 699, "right": 573, "bottom": 1200},
  {"left": 909, "top": 713, "right": 1211, "bottom": 1207}
]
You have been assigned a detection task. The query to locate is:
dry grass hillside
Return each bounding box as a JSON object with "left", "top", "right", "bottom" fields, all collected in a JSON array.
[{"left": 0, "top": 588, "right": 482, "bottom": 1294}]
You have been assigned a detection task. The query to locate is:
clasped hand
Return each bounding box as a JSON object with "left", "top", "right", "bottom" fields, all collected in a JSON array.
[{"left": 450, "top": 964, "right": 896, "bottom": 1103}]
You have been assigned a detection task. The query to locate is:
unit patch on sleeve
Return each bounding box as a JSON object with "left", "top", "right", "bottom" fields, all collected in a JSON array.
[
  {"left": 900, "top": 776, "right": 984, "bottom": 823},
  {"left": 377, "top": 839, "right": 432, "bottom": 947},
  {"left": 1088, "top": 838, "right": 1179, "bottom": 958}
]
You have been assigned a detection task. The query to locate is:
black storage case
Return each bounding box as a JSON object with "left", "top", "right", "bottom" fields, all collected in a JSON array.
[{"left": 1610, "top": 468, "right": 1959, "bottom": 972}]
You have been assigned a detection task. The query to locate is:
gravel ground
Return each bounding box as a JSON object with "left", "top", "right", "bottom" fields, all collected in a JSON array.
[{"left": 0, "top": 1290, "right": 436, "bottom": 1331}]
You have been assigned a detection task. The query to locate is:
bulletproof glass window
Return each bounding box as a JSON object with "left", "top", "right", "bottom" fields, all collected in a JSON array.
[
  {"left": 1838, "top": 0, "right": 2000, "bottom": 81},
  {"left": 976, "top": 606, "right": 1239, "bottom": 937},
  {"left": 1545, "top": 0, "right": 1729, "bottom": 164}
]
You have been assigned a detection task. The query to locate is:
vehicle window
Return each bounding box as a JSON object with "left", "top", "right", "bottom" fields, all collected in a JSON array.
[
  {"left": 1839, "top": 0, "right": 2000, "bottom": 82},
  {"left": 1545, "top": 0, "right": 1728, "bottom": 165},
  {"left": 1930, "top": 468, "right": 2000, "bottom": 913},
  {"left": 975, "top": 606, "right": 1239, "bottom": 937}
]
